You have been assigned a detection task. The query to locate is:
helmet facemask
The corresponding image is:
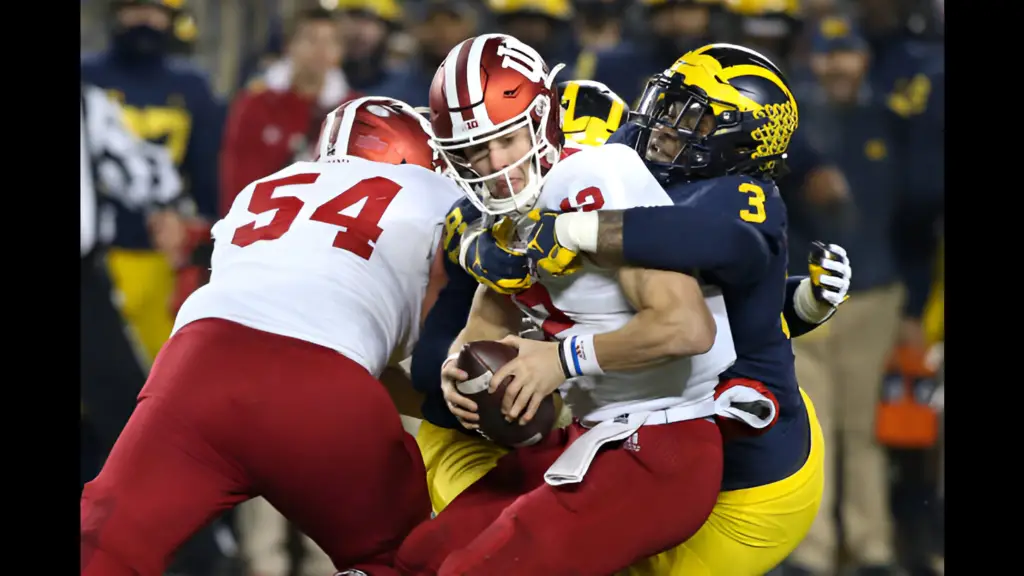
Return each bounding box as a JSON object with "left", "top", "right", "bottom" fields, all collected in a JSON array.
[{"left": 630, "top": 73, "right": 792, "bottom": 182}]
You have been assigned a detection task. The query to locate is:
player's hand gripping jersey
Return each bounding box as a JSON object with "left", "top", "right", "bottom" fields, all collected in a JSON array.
[{"left": 175, "top": 158, "right": 460, "bottom": 376}]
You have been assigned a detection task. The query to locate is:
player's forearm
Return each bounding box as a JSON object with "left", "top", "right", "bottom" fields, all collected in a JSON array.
[
  {"left": 448, "top": 287, "right": 519, "bottom": 355},
  {"left": 592, "top": 308, "right": 713, "bottom": 371},
  {"left": 410, "top": 265, "right": 476, "bottom": 394},
  {"left": 591, "top": 270, "right": 716, "bottom": 371},
  {"left": 556, "top": 208, "right": 770, "bottom": 282},
  {"left": 784, "top": 275, "right": 828, "bottom": 338}
]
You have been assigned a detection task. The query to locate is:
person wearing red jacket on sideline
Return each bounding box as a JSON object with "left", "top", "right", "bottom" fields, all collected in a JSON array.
[{"left": 219, "top": 7, "right": 358, "bottom": 216}]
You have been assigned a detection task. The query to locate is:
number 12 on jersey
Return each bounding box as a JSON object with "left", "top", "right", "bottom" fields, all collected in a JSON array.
[{"left": 231, "top": 173, "right": 401, "bottom": 260}]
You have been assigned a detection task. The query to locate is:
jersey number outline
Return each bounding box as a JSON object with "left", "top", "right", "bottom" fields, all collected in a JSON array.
[
  {"left": 738, "top": 182, "right": 766, "bottom": 224},
  {"left": 559, "top": 186, "right": 606, "bottom": 213},
  {"left": 231, "top": 173, "right": 401, "bottom": 260},
  {"left": 513, "top": 283, "right": 575, "bottom": 340}
]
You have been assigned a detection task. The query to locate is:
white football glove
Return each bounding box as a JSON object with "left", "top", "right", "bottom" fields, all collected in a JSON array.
[
  {"left": 809, "top": 241, "right": 851, "bottom": 307},
  {"left": 794, "top": 242, "right": 852, "bottom": 323}
]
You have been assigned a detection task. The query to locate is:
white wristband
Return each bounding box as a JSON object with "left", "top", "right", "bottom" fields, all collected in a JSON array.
[
  {"left": 559, "top": 334, "right": 604, "bottom": 378},
  {"left": 794, "top": 278, "right": 835, "bottom": 324},
  {"left": 554, "top": 212, "right": 599, "bottom": 254}
]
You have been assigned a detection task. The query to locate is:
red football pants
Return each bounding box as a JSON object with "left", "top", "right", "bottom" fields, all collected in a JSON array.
[
  {"left": 396, "top": 417, "right": 723, "bottom": 576},
  {"left": 80, "top": 318, "right": 430, "bottom": 576}
]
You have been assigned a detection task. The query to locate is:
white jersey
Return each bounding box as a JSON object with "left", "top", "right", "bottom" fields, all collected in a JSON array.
[
  {"left": 512, "top": 144, "right": 738, "bottom": 422},
  {"left": 173, "top": 157, "right": 462, "bottom": 377}
]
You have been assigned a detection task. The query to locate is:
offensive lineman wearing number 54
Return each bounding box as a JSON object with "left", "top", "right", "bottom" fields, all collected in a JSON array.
[{"left": 79, "top": 97, "right": 461, "bottom": 576}]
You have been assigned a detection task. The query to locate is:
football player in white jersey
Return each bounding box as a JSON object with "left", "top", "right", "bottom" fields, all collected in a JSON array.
[
  {"left": 80, "top": 97, "right": 462, "bottom": 576},
  {"left": 395, "top": 34, "right": 773, "bottom": 576}
]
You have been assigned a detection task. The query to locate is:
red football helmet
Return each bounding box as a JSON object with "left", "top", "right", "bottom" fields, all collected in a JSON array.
[
  {"left": 315, "top": 97, "right": 441, "bottom": 172},
  {"left": 428, "top": 33, "right": 565, "bottom": 215}
]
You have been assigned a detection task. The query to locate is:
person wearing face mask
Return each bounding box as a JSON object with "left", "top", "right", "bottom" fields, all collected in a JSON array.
[
  {"left": 585, "top": 0, "right": 722, "bottom": 105},
  {"left": 81, "top": 0, "right": 223, "bottom": 367}
]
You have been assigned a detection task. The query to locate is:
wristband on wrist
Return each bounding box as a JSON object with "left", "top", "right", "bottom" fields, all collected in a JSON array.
[
  {"left": 554, "top": 212, "right": 599, "bottom": 253},
  {"left": 559, "top": 334, "right": 604, "bottom": 378},
  {"left": 794, "top": 278, "right": 835, "bottom": 324}
]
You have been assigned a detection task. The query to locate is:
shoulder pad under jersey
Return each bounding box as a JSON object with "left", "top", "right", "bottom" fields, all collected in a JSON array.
[{"left": 669, "top": 175, "right": 787, "bottom": 241}]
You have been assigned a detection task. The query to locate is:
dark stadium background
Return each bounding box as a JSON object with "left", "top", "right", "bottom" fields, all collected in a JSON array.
[{"left": 80, "top": 1, "right": 944, "bottom": 575}]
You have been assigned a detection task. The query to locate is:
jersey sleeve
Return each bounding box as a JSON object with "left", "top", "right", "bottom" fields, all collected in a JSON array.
[
  {"left": 409, "top": 194, "right": 483, "bottom": 430},
  {"left": 620, "top": 175, "right": 781, "bottom": 284},
  {"left": 410, "top": 256, "right": 477, "bottom": 430},
  {"left": 440, "top": 196, "right": 484, "bottom": 264}
]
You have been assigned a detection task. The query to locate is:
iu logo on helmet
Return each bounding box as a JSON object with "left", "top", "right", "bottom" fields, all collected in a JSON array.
[{"left": 496, "top": 38, "right": 547, "bottom": 85}]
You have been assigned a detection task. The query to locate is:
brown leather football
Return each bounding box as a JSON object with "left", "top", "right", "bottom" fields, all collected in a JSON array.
[{"left": 455, "top": 340, "right": 557, "bottom": 448}]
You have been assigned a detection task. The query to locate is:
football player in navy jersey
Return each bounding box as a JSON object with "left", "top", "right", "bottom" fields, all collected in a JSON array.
[{"left": 412, "top": 45, "right": 852, "bottom": 575}]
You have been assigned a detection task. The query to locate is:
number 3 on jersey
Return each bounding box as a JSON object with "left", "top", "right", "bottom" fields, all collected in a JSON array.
[
  {"left": 231, "top": 173, "right": 401, "bottom": 259},
  {"left": 738, "top": 182, "right": 766, "bottom": 224}
]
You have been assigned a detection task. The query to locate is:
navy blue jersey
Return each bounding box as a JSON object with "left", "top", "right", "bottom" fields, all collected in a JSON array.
[
  {"left": 82, "top": 52, "right": 223, "bottom": 249},
  {"left": 413, "top": 182, "right": 816, "bottom": 490},
  {"left": 410, "top": 197, "right": 483, "bottom": 433},
  {"left": 622, "top": 174, "right": 809, "bottom": 490}
]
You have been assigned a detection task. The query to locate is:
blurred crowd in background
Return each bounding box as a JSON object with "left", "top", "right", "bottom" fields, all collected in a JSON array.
[{"left": 80, "top": 1, "right": 944, "bottom": 575}]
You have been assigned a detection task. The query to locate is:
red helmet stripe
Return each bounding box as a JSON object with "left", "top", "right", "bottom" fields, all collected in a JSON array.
[
  {"left": 453, "top": 39, "right": 476, "bottom": 121},
  {"left": 465, "top": 36, "right": 495, "bottom": 129}
]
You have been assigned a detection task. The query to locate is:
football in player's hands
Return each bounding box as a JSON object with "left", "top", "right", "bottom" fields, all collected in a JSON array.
[{"left": 456, "top": 340, "right": 557, "bottom": 448}]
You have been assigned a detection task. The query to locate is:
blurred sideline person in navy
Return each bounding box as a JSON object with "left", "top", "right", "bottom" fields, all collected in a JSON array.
[
  {"left": 81, "top": 0, "right": 223, "bottom": 366},
  {"left": 571, "top": 0, "right": 629, "bottom": 62},
  {"left": 856, "top": 0, "right": 943, "bottom": 124},
  {"left": 335, "top": 0, "right": 405, "bottom": 93},
  {"left": 724, "top": 0, "right": 802, "bottom": 69},
  {"left": 81, "top": 84, "right": 182, "bottom": 486},
  {"left": 372, "top": 0, "right": 480, "bottom": 107},
  {"left": 785, "top": 17, "right": 942, "bottom": 576},
  {"left": 578, "top": 0, "right": 719, "bottom": 103},
  {"left": 486, "top": 0, "right": 578, "bottom": 67}
]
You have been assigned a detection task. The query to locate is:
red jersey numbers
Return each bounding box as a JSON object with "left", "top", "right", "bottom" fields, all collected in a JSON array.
[
  {"left": 558, "top": 186, "right": 605, "bottom": 213},
  {"left": 231, "top": 174, "right": 401, "bottom": 260},
  {"left": 513, "top": 283, "right": 574, "bottom": 340}
]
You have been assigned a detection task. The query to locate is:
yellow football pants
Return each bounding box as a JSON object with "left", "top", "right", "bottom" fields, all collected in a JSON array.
[
  {"left": 416, "top": 390, "right": 825, "bottom": 576},
  {"left": 105, "top": 248, "right": 176, "bottom": 365}
]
